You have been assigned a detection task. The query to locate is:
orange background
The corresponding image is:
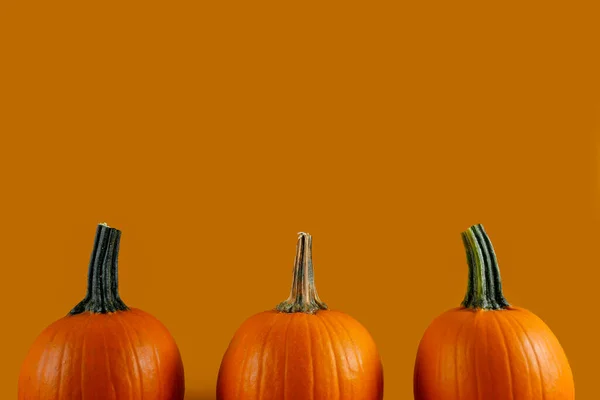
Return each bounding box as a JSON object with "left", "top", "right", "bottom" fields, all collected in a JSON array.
[{"left": 1, "top": 2, "right": 600, "bottom": 399}]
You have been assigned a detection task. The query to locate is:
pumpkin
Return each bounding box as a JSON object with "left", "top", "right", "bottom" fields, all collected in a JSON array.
[
  {"left": 413, "top": 224, "right": 574, "bottom": 400},
  {"left": 18, "top": 223, "right": 185, "bottom": 400},
  {"left": 216, "top": 232, "right": 384, "bottom": 400}
]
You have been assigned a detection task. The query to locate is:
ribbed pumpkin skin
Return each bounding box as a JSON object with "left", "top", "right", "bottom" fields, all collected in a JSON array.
[
  {"left": 414, "top": 306, "right": 574, "bottom": 400},
  {"left": 217, "top": 310, "right": 383, "bottom": 400},
  {"left": 18, "top": 308, "right": 185, "bottom": 400}
]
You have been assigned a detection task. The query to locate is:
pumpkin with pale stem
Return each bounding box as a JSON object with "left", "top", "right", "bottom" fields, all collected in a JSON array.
[
  {"left": 217, "top": 232, "right": 384, "bottom": 400},
  {"left": 413, "top": 224, "right": 574, "bottom": 400},
  {"left": 18, "top": 224, "right": 185, "bottom": 400}
]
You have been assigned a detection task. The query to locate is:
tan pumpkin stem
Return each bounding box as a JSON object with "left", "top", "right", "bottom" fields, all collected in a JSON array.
[
  {"left": 461, "top": 224, "right": 509, "bottom": 310},
  {"left": 276, "top": 232, "right": 328, "bottom": 314}
]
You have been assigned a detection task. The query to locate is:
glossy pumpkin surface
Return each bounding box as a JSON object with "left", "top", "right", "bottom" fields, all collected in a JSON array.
[
  {"left": 19, "top": 308, "right": 184, "bottom": 400},
  {"left": 218, "top": 310, "right": 382, "bottom": 399},
  {"left": 413, "top": 224, "right": 574, "bottom": 400},
  {"left": 217, "top": 232, "right": 383, "bottom": 400},
  {"left": 415, "top": 306, "right": 573, "bottom": 399},
  {"left": 18, "top": 224, "right": 185, "bottom": 400}
]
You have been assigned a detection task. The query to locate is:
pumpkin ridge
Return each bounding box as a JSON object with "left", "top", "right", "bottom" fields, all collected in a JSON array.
[
  {"left": 333, "top": 313, "right": 365, "bottom": 375},
  {"left": 100, "top": 324, "right": 117, "bottom": 400},
  {"left": 437, "top": 315, "right": 457, "bottom": 397},
  {"left": 508, "top": 312, "right": 546, "bottom": 400},
  {"left": 281, "top": 315, "right": 294, "bottom": 400},
  {"left": 35, "top": 326, "right": 61, "bottom": 397},
  {"left": 303, "top": 314, "right": 315, "bottom": 400},
  {"left": 115, "top": 314, "right": 143, "bottom": 396},
  {"left": 453, "top": 313, "right": 470, "bottom": 400},
  {"left": 44, "top": 331, "right": 72, "bottom": 399},
  {"left": 432, "top": 323, "right": 442, "bottom": 398},
  {"left": 79, "top": 314, "right": 94, "bottom": 399},
  {"left": 484, "top": 314, "right": 497, "bottom": 396},
  {"left": 233, "top": 322, "right": 253, "bottom": 399},
  {"left": 337, "top": 317, "right": 357, "bottom": 384},
  {"left": 152, "top": 343, "right": 162, "bottom": 399},
  {"left": 256, "top": 313, "right": 279, "bottom": 399},
  {"left": 321, "top": 313, "right": 352, "bottom": 398},
  {"left": 492, "top": 312, "right": 514, "bottom": 400},
  {"left": 312, "top": 313, "right": 334, "bottom": 398},
  {"left": 270, "top": 317, "right": 291, "bottom": 391},
  {"left": 316, "top": 313, "right": 341, "bottom": 399},
  {"left": 502, "top": 311, "right": 533, "bottom": 398},
  {"left": 308, "top": 315, "right": 326, "bottom": 399},
  {"left": 52, "top": 328, "right": 68, "bottom": 400},
  {"left": 120, "top": 316, "right": 148, "bottom": 398},
  {"left": 529, "top": 311, "right": 566, "bottom": 381},
  {"left": 471, "top": 313, "right": 482, "bottom": 400}
]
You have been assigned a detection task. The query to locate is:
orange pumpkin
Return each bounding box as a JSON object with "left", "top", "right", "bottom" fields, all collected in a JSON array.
[
  {"left": 18, "top": 223, "right": 185, "bottom": 400},
  {"left": 413, "top": 224, "right": 574, "bottom": 400},
  {"left": 217, "top": 232, "right": 383, "bottom": 400}
]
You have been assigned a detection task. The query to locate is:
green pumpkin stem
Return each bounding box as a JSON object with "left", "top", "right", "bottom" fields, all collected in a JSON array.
[
  {"left": 276, "top": 232, "right": 328, "bottom": 314},
  {"left": 461, "top": 224, "right": 509, "bottom": 310},
  {"left": 69, "top": 223, "right": 129, "bottom": 315}
]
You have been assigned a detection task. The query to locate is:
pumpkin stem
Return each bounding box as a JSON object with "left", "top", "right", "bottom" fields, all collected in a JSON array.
[
  {"left": 69, "top": 223, "right": 129, "bottom": 315},
  {"left": 276, "top": 232, "right": 328, "bottom": 314},
  {"left": 460, "top": 224, "right": 509, "bottom": 310}
]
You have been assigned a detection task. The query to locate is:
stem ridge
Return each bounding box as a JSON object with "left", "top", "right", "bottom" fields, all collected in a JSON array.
[
  {"left": 276, "top": 232, "right": 328, "bottom": 314},
  {"left": 69, "top": 224, "right": 129, "bottom": 315},
  {"left": 461, "top": 224, "right": 509, "bottom": 310}
]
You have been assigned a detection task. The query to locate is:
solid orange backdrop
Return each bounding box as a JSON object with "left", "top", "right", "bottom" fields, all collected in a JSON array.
[{"left": 1, "top": 2, "right": 600, "bottom": 399}]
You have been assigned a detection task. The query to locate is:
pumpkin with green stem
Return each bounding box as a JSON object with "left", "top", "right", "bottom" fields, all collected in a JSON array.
[
  {"left": 18, "top": 223, "right": 185, "bottom": 400},
  {"left": 413, "top": 224, "right": 574, "bottom": 400}
]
